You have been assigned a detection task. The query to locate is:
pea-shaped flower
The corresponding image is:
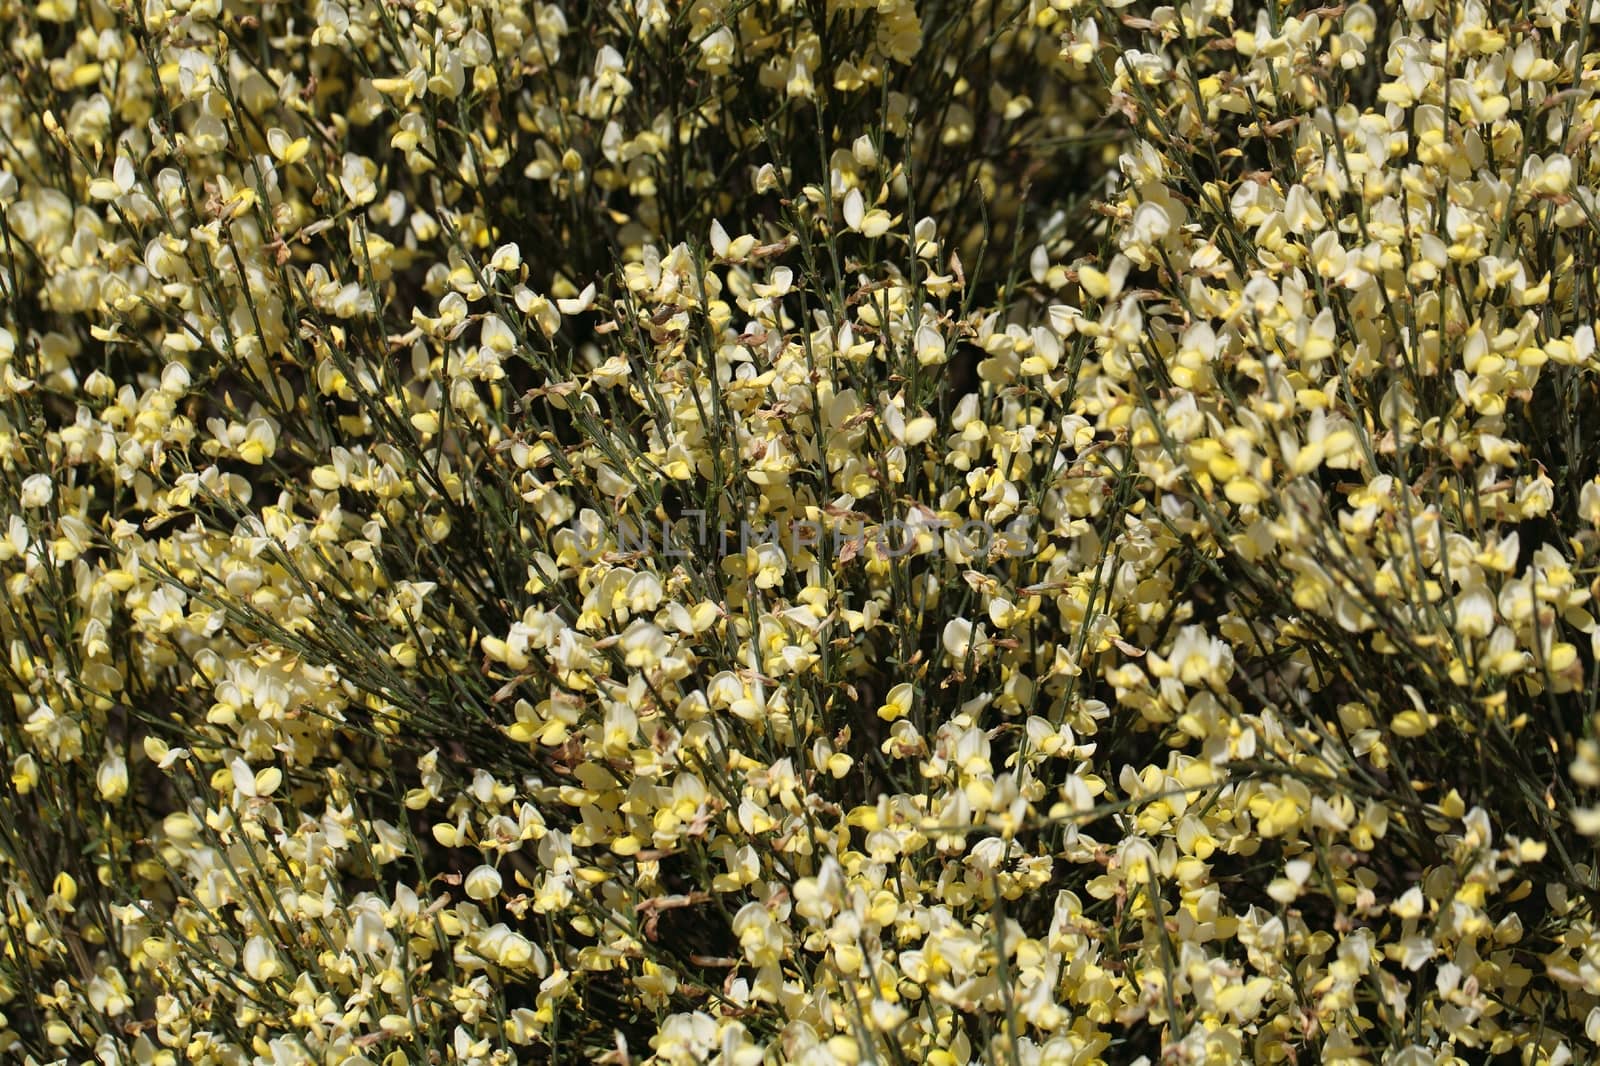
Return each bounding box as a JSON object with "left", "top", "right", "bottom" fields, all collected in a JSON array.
[{"left": 464, "top": 864, "right": 503, "bottom": 902}]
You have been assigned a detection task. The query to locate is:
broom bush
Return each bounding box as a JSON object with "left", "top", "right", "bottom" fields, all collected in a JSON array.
[{"left": 4, "top": 0, "right": 1600, "bottom": 1061}]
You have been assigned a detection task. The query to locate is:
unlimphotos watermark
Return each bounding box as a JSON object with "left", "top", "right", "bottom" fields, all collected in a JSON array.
[{"left": 558, "top": 510, "right": 1038, "bottom": 563}]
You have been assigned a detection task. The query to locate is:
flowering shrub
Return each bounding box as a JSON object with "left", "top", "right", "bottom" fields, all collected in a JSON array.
[{"left": 4, "top": 0, "right": 1600, "bottom": 1061}]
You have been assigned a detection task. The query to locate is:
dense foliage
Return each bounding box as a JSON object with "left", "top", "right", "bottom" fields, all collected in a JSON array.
[{"left": 5, "top": 0, "right": 1600, "bottom": 1062}]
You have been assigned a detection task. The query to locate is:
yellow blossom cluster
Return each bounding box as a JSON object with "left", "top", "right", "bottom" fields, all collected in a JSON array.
[{"left": 3, "top": 0, "right": 1600, "bottom": 1063}]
